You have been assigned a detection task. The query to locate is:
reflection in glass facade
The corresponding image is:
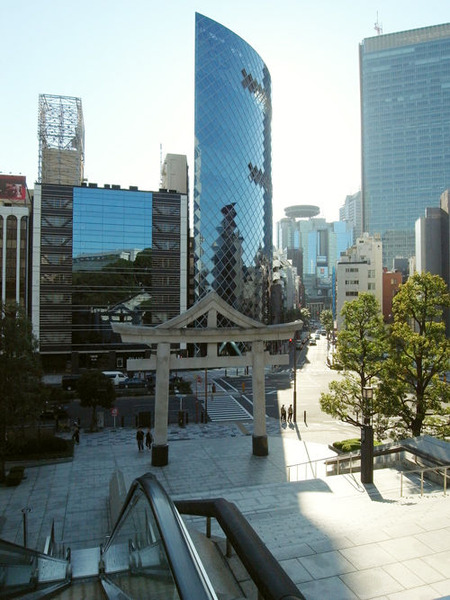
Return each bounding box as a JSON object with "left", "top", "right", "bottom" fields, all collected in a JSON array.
[
  {"left": 73, "top": 189, "right": 152, "bottom": 258},
  {"left": 194, "top": 13, "right": 272, "bottom": 323},
  {"left": 360, "top": 23, "right": 450, "bottom": 268}
]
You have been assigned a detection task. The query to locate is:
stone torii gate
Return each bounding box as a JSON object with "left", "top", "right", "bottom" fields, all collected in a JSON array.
[{"left": 112, "top": 292, "right": 301, "bottom": 466}]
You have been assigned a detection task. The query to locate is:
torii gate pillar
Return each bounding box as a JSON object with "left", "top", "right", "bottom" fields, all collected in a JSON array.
[
  {"left": 252, "top": 340, "right": 268, "bottom": 456},
  {"left": 152, "top": 342, "right": 170, "bottom": 466}
]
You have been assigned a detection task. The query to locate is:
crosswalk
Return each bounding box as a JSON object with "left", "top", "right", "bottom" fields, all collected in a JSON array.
[{"left": 199, "top": 392, "right": 253, "bottom": 422}]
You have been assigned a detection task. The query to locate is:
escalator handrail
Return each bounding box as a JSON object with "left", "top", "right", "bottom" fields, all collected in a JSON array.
[
  {"left": 102, "top": 473, "right": 216, "bottom": 600},
  {"left": 0, "top": 537, "right": 69, "bottom": 568},
  {"left": 175, "top": 497, "right": 305, "bottom": 600},
  {"left": 0, "top": 537, "right": 70, "bottom": 599}
]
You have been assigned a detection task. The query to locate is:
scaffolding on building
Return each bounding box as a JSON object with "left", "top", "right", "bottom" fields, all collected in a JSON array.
[{"left": 38, "top": 94, "right": 85, "bottom": 185}]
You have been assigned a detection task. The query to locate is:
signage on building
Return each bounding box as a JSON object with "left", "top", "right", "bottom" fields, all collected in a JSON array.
[{"left": 0, "top": 175, "right": 26, "bottom": 202}]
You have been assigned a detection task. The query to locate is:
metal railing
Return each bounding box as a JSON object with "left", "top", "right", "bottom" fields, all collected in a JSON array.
[
  {"left": 400, "top": 464, "right": 450, "bottom": 497},
  {"left": 287, "top": 447, "right": 450, "bottom": 499},
  {"left": 286, "top": 455, "right": 338, "bottom": 481},
  {"left": 175, "top": 497, "right": 304, "bottom": 600}
]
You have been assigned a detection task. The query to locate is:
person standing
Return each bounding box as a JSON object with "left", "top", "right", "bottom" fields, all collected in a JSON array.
[
  {"left": 136, "top": 427, "right": 144, "bottom": 452},
  {"left": 145, "top": 428, "right": 153, "bottom": 451},
  {"left": 288, "top": 404, "right": 293, "bottom": 423},
  {"left": 72, "top": 424, "right": 80, "bottom": 444},
  {"left": 280, "top": 405, "right": 287, "bottom": 423}
]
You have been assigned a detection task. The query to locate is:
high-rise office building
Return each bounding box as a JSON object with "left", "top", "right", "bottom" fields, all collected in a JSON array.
[
  {"left": 360, "top": 23, "right": 450, "bottom": 268},
  {"left": 38, "top": 94, "right": 85, "bottom": 186},
  {"left": 32, "top": 183, "right": 188, "bottom": 370},
  {"left": 160, "top": 154, "right": 188, "bottom": 195},
  {"left": 339, "top": 191, "right": 362, "bottom": 241},
  {"left": 194, "top": 13, "right": 272, "bottom": 323},
  {"left": 276, "top": 207, "right": 353, "bottom": 318}
]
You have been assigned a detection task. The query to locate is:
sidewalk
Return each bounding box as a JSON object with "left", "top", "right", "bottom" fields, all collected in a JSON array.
[{"left": 0, "top": 422, "right": 449, "bottom": 599}]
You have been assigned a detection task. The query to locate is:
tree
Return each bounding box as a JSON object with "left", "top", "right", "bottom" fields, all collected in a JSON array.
[
  {"left": 0, "top": 304, "right": 42, "bottom": 481},
  {"left": 77, "top": 370, "right": 116, "bottom": 432},
  {"left": 379, "top": 272, "right": 450, "bottom": 438},
  {"left": 299, "top": 307, "right": 311, "bottom": 330},
  {"left": 320, "top": 293, "right": 388, "bottom": 430},
  {"left": 320, "top": 309, "right": 334, "bottom": 339}
]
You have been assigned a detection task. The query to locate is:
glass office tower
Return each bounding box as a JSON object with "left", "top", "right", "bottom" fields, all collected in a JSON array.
[
  {"left": 360, "top": 23, "right": 450, "bottom": 268},
  {"left": 194, "top": 13, "right": 272, "bottom": 323}
]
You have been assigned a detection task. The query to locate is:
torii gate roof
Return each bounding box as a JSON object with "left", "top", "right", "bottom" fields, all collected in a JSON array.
[{"left": 112, "top": 292, "right": 302, "bottom": 345}]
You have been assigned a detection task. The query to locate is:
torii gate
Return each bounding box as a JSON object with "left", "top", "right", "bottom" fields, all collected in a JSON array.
[{"left": 112, "top": 292, "right": 301, "bottom": 466}]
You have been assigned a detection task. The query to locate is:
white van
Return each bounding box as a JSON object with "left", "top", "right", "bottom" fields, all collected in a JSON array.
[{"left": 102, "top": 371, "right": 127, "bottom": 387}]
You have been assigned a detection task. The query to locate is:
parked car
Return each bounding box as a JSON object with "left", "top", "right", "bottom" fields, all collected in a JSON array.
[
  {"left": 102, "top": 371, "right": 127, "bottom": 387},
  {"left": 122, "top": 377, "right": 147, "bottom": 389}
]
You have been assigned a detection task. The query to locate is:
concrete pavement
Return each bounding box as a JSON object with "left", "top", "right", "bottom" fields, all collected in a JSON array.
[{"left": 1, "top": 419, "right": 449, "bottom": 599}]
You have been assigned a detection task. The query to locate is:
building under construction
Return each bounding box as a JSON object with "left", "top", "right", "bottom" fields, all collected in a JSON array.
[{"left": 38, "top": 94, "right": 85, "bottom": 186}]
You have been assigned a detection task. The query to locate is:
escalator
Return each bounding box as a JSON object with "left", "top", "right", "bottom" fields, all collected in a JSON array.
[{"left": 0, "top": 474, "right": 217, "bottom": 599}]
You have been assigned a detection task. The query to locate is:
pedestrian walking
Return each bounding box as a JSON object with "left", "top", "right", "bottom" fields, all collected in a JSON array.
[
  {"left": 136, "top": 427, "right": 144, "bottom": 452},
  {"left": 288, "top": 404, "right": 293, "bottom": 423},
  {"left": 280, "top": 404, "right": 287, "bottom": 423},
  {"left": 72, "top": 424, "right": 80, "bottom": 444},
  {"left": 145, "top": 428, "right": 153, "bottom": 450}
]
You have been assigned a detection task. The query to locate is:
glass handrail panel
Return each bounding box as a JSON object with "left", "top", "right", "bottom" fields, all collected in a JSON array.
[
  {"left": 103, "top": 487, "right": 180, "bottom": 599},
  {"left": 0, "top": 537, "right": 69, "bottom": 596},
  {"left": 102, "top": 473, "right": 216, "bottom": 600}
]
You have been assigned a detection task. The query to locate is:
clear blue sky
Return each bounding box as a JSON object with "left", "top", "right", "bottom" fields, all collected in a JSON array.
[{"left": 1, "top": 0, "right": 449, "bottom": 224}]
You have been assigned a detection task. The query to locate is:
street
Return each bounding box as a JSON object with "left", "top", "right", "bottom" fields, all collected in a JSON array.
[{"left": 214, "top": 335, "right": 356, "bottom": 442}]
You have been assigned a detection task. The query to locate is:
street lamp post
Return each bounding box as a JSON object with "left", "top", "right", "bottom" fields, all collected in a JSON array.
[{"left": 361, "top": 386, "right": 374, "bottom": 484}]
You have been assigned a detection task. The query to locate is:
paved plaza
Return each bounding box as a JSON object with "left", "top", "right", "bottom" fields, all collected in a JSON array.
[{"left": 1, "top": 419, "right": 449, "bottom": 599}]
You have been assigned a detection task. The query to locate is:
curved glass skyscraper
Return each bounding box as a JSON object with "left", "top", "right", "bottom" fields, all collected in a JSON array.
[{"left": 194, "top": 13, "right": 272, "bottom": 323}]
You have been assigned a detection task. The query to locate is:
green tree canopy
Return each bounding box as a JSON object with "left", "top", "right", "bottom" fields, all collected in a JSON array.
[
  {"left": 77, "top": 370, "right": 116, "bottom": 431},
  {"left": 320, "top": 309, "right": 334, "bottom": 339},
  {"left": 320, "top": 293, "right": 388, "bottom": 430},
  {"left": 0, "top": 304, "right": 42, "bottom": 480},
  {"left": 379, "top": 272, "right": 450, "bottom": 437}
]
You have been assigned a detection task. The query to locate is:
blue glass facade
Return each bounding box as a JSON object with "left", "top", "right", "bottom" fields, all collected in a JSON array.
[
  {"left": 361, "top": 23, "right": 450, "bottom": 267},
  {"left": 73, "top": 188, "right": 152, "bottom": 258},
  {"left": 194, "top": 13, "right": 272, "bottom": 322}
]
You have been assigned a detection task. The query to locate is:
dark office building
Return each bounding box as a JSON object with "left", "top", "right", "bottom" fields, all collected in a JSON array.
[{"left": 31, "top": 184, "right": 188, "bottom": 370}]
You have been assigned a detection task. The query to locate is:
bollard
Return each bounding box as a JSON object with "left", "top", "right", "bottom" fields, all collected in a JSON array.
[{"left": 22, "top": 507, "right": 31, "bottom": 548}]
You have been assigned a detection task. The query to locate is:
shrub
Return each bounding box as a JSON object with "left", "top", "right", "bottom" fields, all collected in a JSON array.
[
  {"left": 333, "top": 438, "right": 361, "bottom": 453},
  {"left": 6, "top": 466, "right": 25, "bottom": 487},
  {"left": 6, "top": 434, "right": 73, "bottom": 460},
  {"left": 333, "top": 438, "right": 383, "bottom": 453}
]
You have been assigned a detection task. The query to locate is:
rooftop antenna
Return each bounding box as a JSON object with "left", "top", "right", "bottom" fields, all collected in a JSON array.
[
  {"left": 374, "top": 12, "right": 383, "bottom": 35},
  {"left": 159, "top": 143, "right": 164, "bottom": 188}
]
